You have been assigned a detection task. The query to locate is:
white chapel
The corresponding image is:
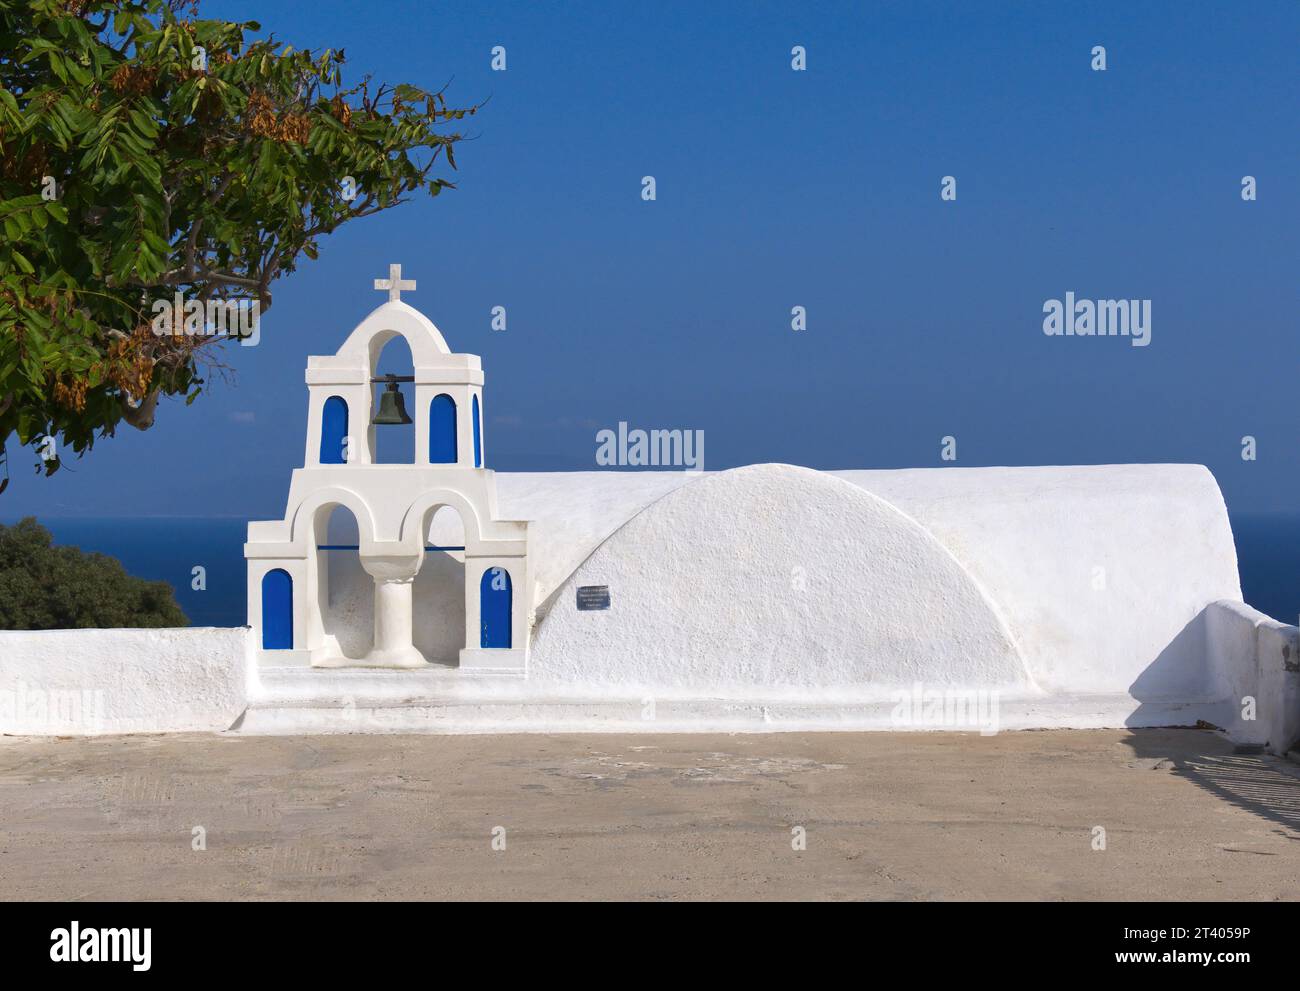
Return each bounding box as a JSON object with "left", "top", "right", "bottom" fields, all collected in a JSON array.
[{"left": 216, "top": 265, "right": 1295, "bottom": 747}]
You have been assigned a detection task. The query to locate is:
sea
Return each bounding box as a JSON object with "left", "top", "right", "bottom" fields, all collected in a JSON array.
[
  {"left": 32, "top": 517, "right": 249, "bottom": 628},
  {"left": 13, "top": 514, "right": 1300, "bottom": 629}
]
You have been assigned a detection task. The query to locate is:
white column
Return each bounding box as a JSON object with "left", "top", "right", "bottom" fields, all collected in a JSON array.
[
  {"left": 413, "top": 384, "right": 432, "bottom": 465},
  {"left": 456, "top": 386, "right": 475, "bottom": 467},
  {"left": 463, "top": 558, "right": 484, "bottom": 651},
  {"left": 366, "top": 576, "right": 426, "bottom": 668}
]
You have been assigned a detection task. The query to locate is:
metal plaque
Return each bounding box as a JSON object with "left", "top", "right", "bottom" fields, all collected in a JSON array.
[{"left": 576, "top": 585, "right": 611, "bottom": 611}]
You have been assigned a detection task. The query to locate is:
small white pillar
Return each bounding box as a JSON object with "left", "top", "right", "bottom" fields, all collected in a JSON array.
[{"left": 365, "top": 576, "right": 426, "bottom": 668}]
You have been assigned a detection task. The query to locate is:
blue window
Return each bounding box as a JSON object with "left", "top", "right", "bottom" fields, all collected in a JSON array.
[
  {"left": 472, "top": 394, "right": 482, "bottom": 468},
  {"left": 429, "top": 394, "right": 457, "bottom": 463},
  {"left": 320, "top": 396, "right": 348, "bottom": 464},
  {"left": 261, "top": 569, "right": 293, "bottom": 650},
  {"left": 480, "top": 567, "right": 512, "bottom": 648}
]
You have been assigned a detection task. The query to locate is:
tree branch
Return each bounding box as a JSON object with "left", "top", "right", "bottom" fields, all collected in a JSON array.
[{"left": 118, "top": 389, "right": 160, "bottom": 430}]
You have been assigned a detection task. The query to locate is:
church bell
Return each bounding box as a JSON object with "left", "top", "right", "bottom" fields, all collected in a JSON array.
[{"left": 372, "top": 376, "right": 413, "bottom": 426}]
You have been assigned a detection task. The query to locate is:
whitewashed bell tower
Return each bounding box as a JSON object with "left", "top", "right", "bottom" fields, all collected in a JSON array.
[{"left": 244, "top": 265, "right": 531, "bottom": 674}]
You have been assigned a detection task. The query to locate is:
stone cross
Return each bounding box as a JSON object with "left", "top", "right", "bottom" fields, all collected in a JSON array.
[{"left": 374, "top": 263, "right": 416, "bottom": 303}]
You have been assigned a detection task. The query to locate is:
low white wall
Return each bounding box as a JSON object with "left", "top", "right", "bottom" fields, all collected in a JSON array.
[
  {"left": 4, "top": 606, "right": 1298, "bottom": 747},
  {"left": 1205, "top": 599, "right": 1300, "bottom": 752},
  {"left": 0, "top": 627, "right": 249, "bottom": 735}
]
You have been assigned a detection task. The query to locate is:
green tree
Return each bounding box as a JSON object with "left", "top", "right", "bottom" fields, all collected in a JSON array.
[
  {"left": 0, "top": 0, "right": 475, "bottom": 487},
  {"left": 0, "top": 516, "right": 187, "bottom": 627}
]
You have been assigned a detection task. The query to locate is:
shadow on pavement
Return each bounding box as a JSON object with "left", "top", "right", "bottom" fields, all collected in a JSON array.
[{"left": 1122, "top": 728, "right": 1300, "bottom": 837}]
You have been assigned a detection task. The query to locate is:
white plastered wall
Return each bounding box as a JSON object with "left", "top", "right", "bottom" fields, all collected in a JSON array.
[
  {"left": 527, "top": 464, "right": 1032, "bottom": 697},
  {"left": 830, "top": 464, "right": 1242, "bottom": 699},
  {"left": 0, "top": 628, "right": 249, "bottom": 735},
  {"left": 495, "top": 463, "right": 1248, "bottom": 712}
]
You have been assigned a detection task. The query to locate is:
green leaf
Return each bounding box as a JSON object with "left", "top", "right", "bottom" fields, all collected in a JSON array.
[{"left": 0, "top": 0, "right": 475, "bottom": 479}]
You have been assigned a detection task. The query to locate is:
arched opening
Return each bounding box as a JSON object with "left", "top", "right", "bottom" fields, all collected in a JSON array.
[
  {"left": 320, "top": 396, "right": 349, "bottom": 464},
  {"left": 315, "top": 505, "right": 372, "bottom": 660},
  {"left": 261, "top": 569, "right": 293, "bottom": 649},
  {"left": 472, "top": 393, "right": 482, "bottom": 467},
  {"left": 480, "top": 566, "right": 512, "bottom": 648},
  {"left": 413, "top": 505, "right": 466, "bottom": 665},
  {"left": 372, "top": 335, "right": 415, "bottom": 464},
  {"left": 429, "top": 394, "right": 457, "bottom": 464}
]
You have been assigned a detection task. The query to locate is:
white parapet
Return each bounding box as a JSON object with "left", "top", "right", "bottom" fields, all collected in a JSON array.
[{"left": 0, "top": 627, "right": 250, "bottom": 735}]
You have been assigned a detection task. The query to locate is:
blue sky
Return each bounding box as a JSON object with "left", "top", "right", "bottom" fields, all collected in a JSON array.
[{"left": 5, "top": 0, "right": 1298, "bottom": 518}]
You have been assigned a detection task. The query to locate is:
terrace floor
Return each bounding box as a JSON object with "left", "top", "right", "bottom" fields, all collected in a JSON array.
[{"left": 1, "top": 727, "right": 1298, "bottom": 900}]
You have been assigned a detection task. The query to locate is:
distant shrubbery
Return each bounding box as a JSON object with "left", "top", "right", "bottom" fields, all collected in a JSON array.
[{"left": 0, "top": 518, "right": 187, "bottom": 629}]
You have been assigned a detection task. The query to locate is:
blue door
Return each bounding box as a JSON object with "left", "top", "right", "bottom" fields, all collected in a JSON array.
[
  {"left": 472, "top": 394, "right": 482, "bottom": 467},
  {"left": 429, "top": 394, "right": 457, "bottom": 463},
  {"left": 320, "top": 396, "right": 348, "bottom": 464},
  {"left": 480, "top": 567, "right": 512, "bottom": 648},
  {"left": 261, "top": 569, "right": 293, "bottom": 649}
]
